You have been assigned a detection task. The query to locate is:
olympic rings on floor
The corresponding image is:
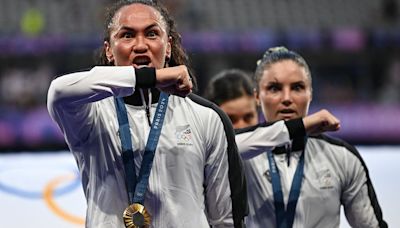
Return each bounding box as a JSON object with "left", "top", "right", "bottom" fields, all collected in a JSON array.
[
  {"left": 43, "top": 173, "right": 85, "bottom": 225},
  {"left": 0, "top": 170, "right": 80, "bottom": 199}
]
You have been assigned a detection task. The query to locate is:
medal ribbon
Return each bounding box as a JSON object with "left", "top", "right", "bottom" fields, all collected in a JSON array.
[
  {"left": 267, "top": 139, "right": 306, "bottom": 228},
  {"left": 115, "top": 92, "right": 169, "bottom": 204}
]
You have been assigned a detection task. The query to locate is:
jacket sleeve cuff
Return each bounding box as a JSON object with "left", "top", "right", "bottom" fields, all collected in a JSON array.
[
  {"left": 135, "top": 67, "right": 156, "bottom": 88},
  {"left": 284, "top": 118, "right": 306, "bottom": 140}
]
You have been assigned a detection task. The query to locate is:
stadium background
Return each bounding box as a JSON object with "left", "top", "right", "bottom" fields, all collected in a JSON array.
[{"left": 0, "top": 0, "right": 399, "bottom": 227}]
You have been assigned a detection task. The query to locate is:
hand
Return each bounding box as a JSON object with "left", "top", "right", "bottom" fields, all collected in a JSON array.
[
  {"left": 303, "top": 109, "right": 340, "bottom": 135},
  {"left": 155, "top": 65, "right": 193, "bottom": 97}
]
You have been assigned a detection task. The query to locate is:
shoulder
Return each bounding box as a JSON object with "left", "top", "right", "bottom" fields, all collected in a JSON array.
[
  {"left": 182, "top": 93, "right": 235, "bottom": 140},
  {"left": 168, "top": 94, "right": 233, "bottom": 130},
  {"left": 310, "top": 134, "right": 359, "bottom": 155},
  {"left": 308, "top": 134, "right": 368, "bottom": 167},
  {"left": 187, "top": 93, "right": 232, "bottom": 124}
]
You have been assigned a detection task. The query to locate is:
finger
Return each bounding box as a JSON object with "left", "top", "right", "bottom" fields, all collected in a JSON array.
[
  {"left": 177, "top": 77, "right": 193, "bottom": 91},
  {"left": 326, "top": 121, "right": 340, "bottom": 131},
  {"left": 329, "top": 117, "right": 340, "bottom": 131}
]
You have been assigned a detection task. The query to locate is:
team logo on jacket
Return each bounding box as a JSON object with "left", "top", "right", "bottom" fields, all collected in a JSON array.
[
  {"left": 319, "top": 169, "right": 334, "bottom": 189},
  {"left": 175, "top": 125, "right": 193, "bottom": 146}
]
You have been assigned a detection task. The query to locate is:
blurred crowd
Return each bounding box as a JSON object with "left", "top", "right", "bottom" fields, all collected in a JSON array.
[{"left": 0, "top": 0, "right": 399, "bottom": 150}]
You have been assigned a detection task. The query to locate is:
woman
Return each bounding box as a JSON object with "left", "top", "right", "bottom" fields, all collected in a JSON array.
[
  {"left": 47, "top": 1, "right": 247, "bottom": 227},
  {"left": 237, "top": 47, "right": 387, "bottom": 228},
  {"left": 204, "top": 69, "right": 259, "bottom": 129}
]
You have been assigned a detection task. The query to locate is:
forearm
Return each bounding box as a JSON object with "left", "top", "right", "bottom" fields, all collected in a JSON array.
[
  {"left": 236, "top": 118, "right": 305, "bottom": 160},
  {"left": 47, "top": 66, "right": 137, "bottom": 146},
  {"left": 47, "top": 66, "right": 136, "bottom": 108}
]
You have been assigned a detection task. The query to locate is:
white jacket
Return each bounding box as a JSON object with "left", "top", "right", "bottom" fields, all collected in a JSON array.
[
  {"left": 236, "top": 122, "right": 387, "bottom": 228},
  {"left": 47, "top": 66, "right": 248, "bottom": 228}
]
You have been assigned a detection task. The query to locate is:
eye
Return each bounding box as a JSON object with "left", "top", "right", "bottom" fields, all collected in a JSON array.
[
  {"left": 122, "top": 31, "right": 134, "bottom": 39},
  {"left": 146, "top": 30, "right": 159, "bottom": 38},
  {"left": 292, "top": 83, "right": 305, "bottom": 91},
  {"left": 244, "top": 113, "right": 255, "bottom": 123},
  {"left": 228, "top": 115, "right": 238, "bottom": 124},
  {"left": 266, "top": 84, "right": 281, "bottom": 93}
]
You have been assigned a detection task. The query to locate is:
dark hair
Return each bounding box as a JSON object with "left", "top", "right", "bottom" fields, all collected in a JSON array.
[
  {"left": 96, "top": 0, "right": 196, "bottom": 88},
  {"left": 204, "top": 69, "right": 255, "bottom": 106},
  {"left": 254, "top": 46, "right": 312, "bottom": 92}
]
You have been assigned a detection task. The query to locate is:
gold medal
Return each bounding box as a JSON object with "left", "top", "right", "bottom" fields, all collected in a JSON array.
[{"left": 123, "top": 203, "right": 151, "bottom": 228}]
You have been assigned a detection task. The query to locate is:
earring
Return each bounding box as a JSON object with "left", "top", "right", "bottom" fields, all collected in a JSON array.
[{"left": 164, "top": 56, "right": 170, "bottom": 67}]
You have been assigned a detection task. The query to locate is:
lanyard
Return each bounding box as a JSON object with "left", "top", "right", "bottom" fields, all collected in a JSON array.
[
  {"left": 115, "top": 92, "right": 169, "bottom": 204},
  {"left": 267, "top": 141, "right": 305, "bottom": 228}
]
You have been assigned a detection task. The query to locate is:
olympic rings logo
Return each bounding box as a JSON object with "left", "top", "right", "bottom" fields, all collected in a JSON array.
[
  {"left": 43, "top": 173, "right": 85, "bottom": 225},
  {"left": 0, "top": 165, "right": 85, "bottom": 226}
]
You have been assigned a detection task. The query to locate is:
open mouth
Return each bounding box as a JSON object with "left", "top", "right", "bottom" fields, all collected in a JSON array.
[
  {"left": 279, "top": 109, "right": 296, "bottom": 114},
  {"left": 132, "top": 56, "right": 151, "bottom": 68}
]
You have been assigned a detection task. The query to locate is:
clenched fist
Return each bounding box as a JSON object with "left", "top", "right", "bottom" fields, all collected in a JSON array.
[
  {"left": 155, "top": 65, "right": 193, "bottom": 97},
  {"left": 303, "top": 109, "right": 341, "bottom": 135}
]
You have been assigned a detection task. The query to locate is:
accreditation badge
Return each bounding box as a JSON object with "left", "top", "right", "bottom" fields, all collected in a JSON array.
[{"left": 123, "top": 203, "right": 151, "bottom": 228}]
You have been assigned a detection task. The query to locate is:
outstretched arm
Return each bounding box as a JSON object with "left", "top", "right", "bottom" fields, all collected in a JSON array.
[
  {"left": 47, "top": 65, "right": 193, "bottom": 145},
  {"left": 236, "top": 109, "right": 340, "bottom": 159},
  {"left": 48, "top": 66, "right": 192, "bottom": 108}
]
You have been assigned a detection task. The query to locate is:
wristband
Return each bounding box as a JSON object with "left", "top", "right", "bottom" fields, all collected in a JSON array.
[
  {"left": 285, "top": 118, "right": 305, "bottom": 140},
  {"left": 135, "top": 67, "right": 156, "bottom": 88}
]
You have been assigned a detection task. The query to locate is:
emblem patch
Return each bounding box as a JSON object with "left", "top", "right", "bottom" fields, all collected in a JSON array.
[{"left": 175, "top": 125, "right": 193, "bottom": 146}]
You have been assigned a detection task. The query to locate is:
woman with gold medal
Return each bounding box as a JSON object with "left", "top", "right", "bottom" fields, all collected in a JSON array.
[{"left": 48, "top": 0, "right": 247, "bottom": 227}]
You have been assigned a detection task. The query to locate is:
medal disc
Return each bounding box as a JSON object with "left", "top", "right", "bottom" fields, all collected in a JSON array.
[{"left": 123, "top": 203, "right": 151, "bottom": 228}]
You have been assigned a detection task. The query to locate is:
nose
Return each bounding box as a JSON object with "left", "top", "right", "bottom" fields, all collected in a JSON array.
[
  {"left": 281, "top": 88, "right": 292, "bottom": 106},
  {"left": 133, "top": 36, "right": 148, "bottom": 53}
]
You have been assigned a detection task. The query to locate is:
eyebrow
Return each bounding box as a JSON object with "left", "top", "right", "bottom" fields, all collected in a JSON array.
[
  {"left": 291, "top": 81, "right": 306, "bottom": 85},
  {"left": 118, "top": 23, "right": 161, "bottom": 32},
  {"left": 266, "top": 81, "right": 281, "bottom": 85},
  {"left": 267, "top": 80, "right": 305, "bottom": 84}
]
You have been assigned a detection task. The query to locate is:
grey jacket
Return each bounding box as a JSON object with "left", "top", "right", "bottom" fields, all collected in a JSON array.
[{"left": 236, "top": 124, "right": 387, "bottom": 228}]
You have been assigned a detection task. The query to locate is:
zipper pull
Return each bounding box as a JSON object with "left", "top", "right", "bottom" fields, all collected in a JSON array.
[{"left": 139, "top": 88, "right": 151, "bottom": 127}]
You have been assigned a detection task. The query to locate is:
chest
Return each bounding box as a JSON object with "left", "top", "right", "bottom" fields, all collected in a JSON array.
[{"left": 247, "top": 151, "right": 343, "bottom": 209}]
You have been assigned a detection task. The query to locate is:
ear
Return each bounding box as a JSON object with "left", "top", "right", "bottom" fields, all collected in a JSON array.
[
  {"left": 104, "top": 41, "right": 114, "bottom": 63},
  {"left": 165, "top": 36, "right": 172, "bottom": 60},
  {"left": 254, "top": 88, "right": 261, "bottom": 106}
]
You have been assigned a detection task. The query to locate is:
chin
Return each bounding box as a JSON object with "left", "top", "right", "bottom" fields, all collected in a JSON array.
[{"left": 278, "top": 114, "right": 297, "bottom": 121}]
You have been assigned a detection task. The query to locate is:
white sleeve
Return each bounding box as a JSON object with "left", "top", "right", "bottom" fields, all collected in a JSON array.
[
  {"left": 204, "top": 109, "right": 247, "bottom": 228},
  {"left": 341, "top": 146, "right": 387, "bottom": 228},
  {"left": 47, "top": 66, "right": 136, "bottom": 107},
  {"left": 47, "top": 66, "right": 136, "bottom": 146},
  {"left": 235, "top": 119, "right": 305, "bottom": 160},
  {"left": 204, "top": 111, "right": 234, "bottom": 227}
]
